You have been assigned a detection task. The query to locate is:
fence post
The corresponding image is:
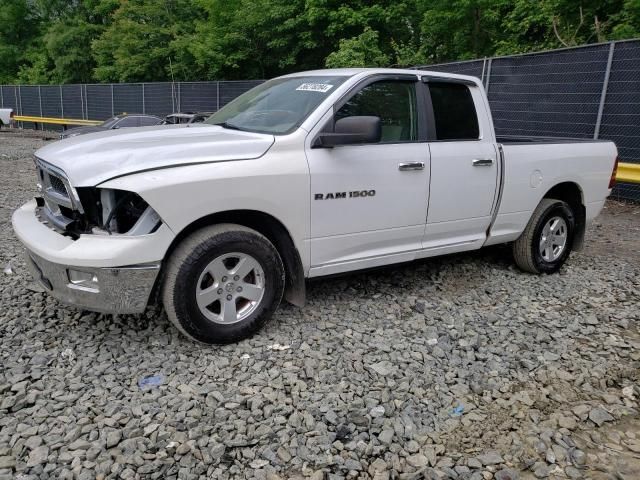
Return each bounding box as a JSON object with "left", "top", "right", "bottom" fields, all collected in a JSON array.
[
  {"left": 38, "top": 85, "right": 43, "bottom": 130},
  {"left": 171, "top": 83, "right": 176, "bottom": 113},
  {"left": 111, "top": 84, "right": 115, "bottom": 116},
  {"left": 178, "top": 83, "right": 182, "bottom": 111},
  {"left": 142, "top": 83, "right": 146, "bottom": 114},
  {"left": 16, "top": 86, "right": 22, "bottom": 128},
  {"left": 594, "top": 42, "right": 615, "bottom": 139},
  {"left": 80, "top": 85, "right": 84, "bottom": 119},
  {"left": 60, "top": 85, "right": 64, "bottom": 118},
  {"left": 0, "top": 85, "right": 3, "bottom": 108},
  {"left": 217, "top": 81, "right": 220, "bottom": 111},
  {"left": 484, "top": 58, "right": 493, "bottom": 94}
]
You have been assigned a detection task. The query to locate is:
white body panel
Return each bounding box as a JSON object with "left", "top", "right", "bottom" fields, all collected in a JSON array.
[
  {"left": 484, "top": 141, "right": 616, "bottom": 246},
  {"left": 12, "top": 68, "right": 617, "bottom": 298},
  {"left": 424, "top": 75, "right": 501, "bottom": 250},
  {"left": 12, "top": 200, "right": 175, "bottom": 268},
  {"left": 305, "top": 130, "right": 430, "bottom": 274},
  {"left": 0, "top": 108, "right": 12, "bottom": 125},
  {"left": 35, "top": 124, "right": 275, "bottom": 186},
  {"left": 100, "top": 132, "right": 312, "bottom": 270}
]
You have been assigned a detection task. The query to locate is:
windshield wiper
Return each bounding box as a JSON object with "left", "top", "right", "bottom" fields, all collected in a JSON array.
[{"left": 212, "top": 121, "right": 244, "bottom": 131}]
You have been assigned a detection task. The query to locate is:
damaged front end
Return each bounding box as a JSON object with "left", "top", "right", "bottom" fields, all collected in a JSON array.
[
  {"left": 35, "top": 156, "right": 162, "bottom": 238},
  {"left": 12, "top": 157, "right": 169, "bottom": 314}
]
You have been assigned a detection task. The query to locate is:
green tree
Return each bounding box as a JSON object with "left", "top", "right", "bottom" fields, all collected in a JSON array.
[
  {"left": 611, "top": 0, "right": 640, "bottom": 39},
  {"left": 417, "top": 0, "right": 511, "bottom": 63},
  {"left": 496, "top": 0, "right": 628, "bottom": 55},
  {"left": 0, "top": 0, "right": 639, "bottom": 84},
  {"left": 0, "top": 0, "right": 41, "bottom": 83},
  {"left": 92, "top": 0, "right": 200, "bottom": 82},
  {"left": 184, "top": 0, "right": 312, "bottom": 80},
  {"left": 325, "top": 28, "right": 390, "bottom": 67},
  {"left": 42, "top": 20, "right": 103, "bottom": 83},
  {"left": 312, "top": 0, "right": 426, "bottom": 67}
]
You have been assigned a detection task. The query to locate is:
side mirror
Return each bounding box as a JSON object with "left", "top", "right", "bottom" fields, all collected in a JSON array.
[{"left": 312, "top": 116, "right": 381, "bottom": 148}]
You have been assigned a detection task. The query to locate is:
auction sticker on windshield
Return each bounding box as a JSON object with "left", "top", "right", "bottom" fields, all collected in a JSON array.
[{"left": 296, "top": 83, "right": 334, "bottom": 93}]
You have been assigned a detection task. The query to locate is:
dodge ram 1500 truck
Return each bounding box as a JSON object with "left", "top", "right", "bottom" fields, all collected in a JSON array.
[{"left": 12, "top": 68, "right": 618, "bottom": 344}]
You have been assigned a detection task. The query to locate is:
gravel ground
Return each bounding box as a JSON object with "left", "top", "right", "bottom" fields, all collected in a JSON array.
[{"left": 1, "top": 131, "right": 639, "bottom": 480}]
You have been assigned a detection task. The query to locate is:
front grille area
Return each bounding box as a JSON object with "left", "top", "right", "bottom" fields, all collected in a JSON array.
[
  {"left": 34, "top": 157, "right": 81, "bottom": 233},
  {"left": 48, "top": 174, "right": 68, "bottom": 197}
]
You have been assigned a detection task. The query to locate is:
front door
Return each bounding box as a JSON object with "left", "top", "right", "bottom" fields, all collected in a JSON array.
[{"left": 306, "top": 77, "right": 431, "bottom": 276}]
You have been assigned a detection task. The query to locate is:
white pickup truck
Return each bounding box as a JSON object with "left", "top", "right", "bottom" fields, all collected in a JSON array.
[
  {"left": 0, "top": 107, "right": 14, "bottom": 127},
  {"left": 13, "top": 68, "right": 618, "bottom": 344}
]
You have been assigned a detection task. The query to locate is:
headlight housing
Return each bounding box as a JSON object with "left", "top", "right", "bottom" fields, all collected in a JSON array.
[{"left": 76, "top": 187, "right": 162, "bottom": 235}]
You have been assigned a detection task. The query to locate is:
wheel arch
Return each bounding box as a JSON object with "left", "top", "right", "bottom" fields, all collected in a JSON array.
[
  {"left": 160, "top": 210, "right": 305, "bottom": 307},
  {"left": 542, "top": 181, "right": 586, "bottom": 251}
]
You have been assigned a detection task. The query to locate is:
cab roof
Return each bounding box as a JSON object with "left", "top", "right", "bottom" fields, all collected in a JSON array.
[{"left": 279, "top": 67, "right": 482, "bottom": 87}]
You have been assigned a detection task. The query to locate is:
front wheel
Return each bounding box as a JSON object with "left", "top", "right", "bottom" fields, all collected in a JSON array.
[
  {"left": 162, "top": 224, "right": 285, "bottom": 344},
  {"left": 513, "top": 198, "right": 575, "bottom": 274}
]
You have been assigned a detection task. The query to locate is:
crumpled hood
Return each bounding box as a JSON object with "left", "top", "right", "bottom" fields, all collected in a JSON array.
[{"left": 35, "top": 124, "right": 275, "bottom": 186}]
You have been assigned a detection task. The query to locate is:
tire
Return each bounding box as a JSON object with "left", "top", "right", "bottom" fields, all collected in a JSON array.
[
  {"left": 162, "top": 224, "right": 285, "bottom": 344},
  {"left": 513, "top": 198, "right": 575, "bottom": 274}
]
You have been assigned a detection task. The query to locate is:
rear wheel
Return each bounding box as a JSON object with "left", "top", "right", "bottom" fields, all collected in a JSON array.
[
  {"left": 162, "top": 224, "right": 285, "bottom": 344},
  {"left": 513, "top": 198, "right": 575, "bottom": 274}
]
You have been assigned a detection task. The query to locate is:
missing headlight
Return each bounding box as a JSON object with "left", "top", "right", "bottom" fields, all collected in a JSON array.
[{"left": 76, "top": 188, "right": 162, "bottom": 235}]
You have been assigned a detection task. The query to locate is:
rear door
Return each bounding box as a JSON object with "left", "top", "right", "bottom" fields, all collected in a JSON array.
[
  {"left": 306, "top": 75, "right": 431, "bottom": 276},
  {"left": 423, "top": 80, "right": 499, "bottom": 250}
]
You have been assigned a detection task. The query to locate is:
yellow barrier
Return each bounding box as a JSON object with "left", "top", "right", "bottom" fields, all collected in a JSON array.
[
  {"left": 617, "top": 162, "right": 640, "bottom": 184},
  {"left": 13, "top": 115, "right": 101, "bottom": 126}
]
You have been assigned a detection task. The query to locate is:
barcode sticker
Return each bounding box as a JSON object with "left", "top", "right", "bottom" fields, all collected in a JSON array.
[{"left": 296, "top": 83, "right": 334, "bottom": 93}]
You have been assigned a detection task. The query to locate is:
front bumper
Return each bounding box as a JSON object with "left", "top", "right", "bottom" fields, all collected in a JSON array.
[
  {"left": 25, "top": 250, "right": 159, "bottom": 314},
  {"left": 13, "top": 199, "right": 175, "bottom": 314}
]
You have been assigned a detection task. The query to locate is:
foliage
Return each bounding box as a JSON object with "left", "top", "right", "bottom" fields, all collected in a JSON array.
[
  {"left": 0, "top": 0, "right": 40, "bottom": 83},
  {"left": 0, "top": 0, "right": 638, "bottom": 84},
  {"left": 325, "top": 28, "right": 390, "bottom": 68}
]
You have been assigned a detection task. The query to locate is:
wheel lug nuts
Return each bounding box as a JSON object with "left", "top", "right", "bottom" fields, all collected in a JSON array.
[
  {"left": 234, "top": 275, "right": 239, "bottom": 281},
  {"left": 222, "top": 276, "right": 227, "bottom": 282},
  {"left": 226, "top": 294, "right": 232, "bottom": 301},
  {"left": 217, "top": 288, "right": 223, "bottom": 294},
  {"left": 237, "top": 286, "right": 242, "bottom": 292}
]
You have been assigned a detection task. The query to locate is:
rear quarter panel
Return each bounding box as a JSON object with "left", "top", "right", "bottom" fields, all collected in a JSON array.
[{"left": 486, "top": 141, "right": 617, "bottom": 245}]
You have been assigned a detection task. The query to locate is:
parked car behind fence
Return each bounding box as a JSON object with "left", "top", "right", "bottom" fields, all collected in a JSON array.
[
  {"left": 162, "top": 112, "right": 213, "bottom": 125},
  {"left": 59, "top": 114, "right": 162, "bottom": 139}
]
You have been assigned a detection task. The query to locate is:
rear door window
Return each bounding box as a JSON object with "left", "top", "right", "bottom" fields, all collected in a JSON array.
[{"left": 428, "top": 83, "right": 479, "bottom": 140}]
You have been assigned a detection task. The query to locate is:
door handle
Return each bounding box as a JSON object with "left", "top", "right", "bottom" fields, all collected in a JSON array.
[
  {"left": 398, "top": 162, "right": 425, "bottom": 171},
  {"left": 472, "top": 158, "right": 494, "bottom": 166}
]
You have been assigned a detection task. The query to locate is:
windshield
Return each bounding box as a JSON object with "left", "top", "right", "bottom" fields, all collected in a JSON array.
[
  {"left": 101, "top": 117, "right": 120, "bottom": 128},
  {"left": 205, "top": 75, "right": 349, "bottom": 134}
]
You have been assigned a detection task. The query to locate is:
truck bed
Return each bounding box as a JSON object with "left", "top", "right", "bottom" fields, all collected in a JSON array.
[
  {"left": 488, "top": 139, "right": 617, "bottom": 247},
  {"left": 497, "top": 135, "right": 611, "bottom": 145}
]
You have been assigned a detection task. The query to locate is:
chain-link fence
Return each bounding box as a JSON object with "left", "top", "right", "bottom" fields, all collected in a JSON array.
[
  {"left": 0, "top": 80, "right": 264, "bottom": 125},
  {"left": 1, "top": 40, "right": 639, "bottom": 200},
  {"left": 419, "top": 39, "right": 640, "bottom": 202}
]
